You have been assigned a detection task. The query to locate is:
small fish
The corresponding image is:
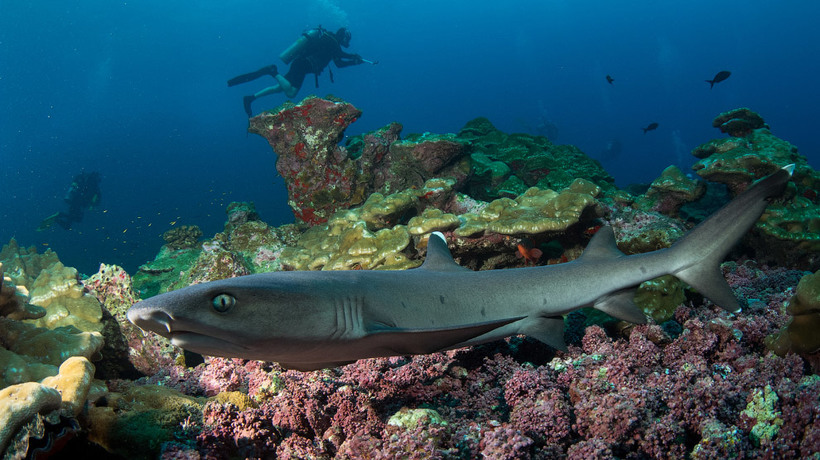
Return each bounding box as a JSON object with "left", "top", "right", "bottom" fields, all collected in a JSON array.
[
  {"left": 606, "top": 75, "right": 614, "bottom": 84},
  {"left": 642, "top": 122, "right": 659, "bottom": 134},
  {"left": 706, "top": 70, "right": 731, "bottom": 88},
  {"left": 516, "top": 238, "right": 543, "bottom": 266}
]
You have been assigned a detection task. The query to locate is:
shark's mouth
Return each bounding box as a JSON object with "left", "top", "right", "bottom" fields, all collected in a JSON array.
[{"left": 169, "top": 331, "right": 250, "bottom": 357}]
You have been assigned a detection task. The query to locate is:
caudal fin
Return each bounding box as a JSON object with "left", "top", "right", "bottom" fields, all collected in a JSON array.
[{"left": 670, "top": 165, "right": 793, "bottom": 312}]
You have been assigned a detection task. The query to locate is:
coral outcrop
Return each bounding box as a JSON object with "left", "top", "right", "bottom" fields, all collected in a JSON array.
[
  {"left": 634, "top": 165, "right": 705, "bottom": 217},
  {"left": 691, "top": 108, "right": 820, "bottom": 270},
  {"left": 249, "top": 97, "right": 468, "bottom": 225},
  {"left": 162, "top": 225, "right": 203, "bottom": 250},
  {"left": 456, "top": 179, "right": 603, "bottom": 237},
  {"left": 766, "top": 269, "right": 820, "bottom": 364},
  {"left": 459, "top": 117, "right": 616, "bottom": 200}
]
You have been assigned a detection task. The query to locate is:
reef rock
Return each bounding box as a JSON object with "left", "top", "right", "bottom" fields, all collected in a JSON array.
[
  {"left": 459, "top": 117, "right": 616, "bottom": 200},
  {"left": 692, "top": 109, "right": 820, "bottom": 271},
  {"left": 250, "top": 98, "right": 478, "bottom": 225},
  {"left": 635, "top": 165, "right": 705, "bottom": 217}
]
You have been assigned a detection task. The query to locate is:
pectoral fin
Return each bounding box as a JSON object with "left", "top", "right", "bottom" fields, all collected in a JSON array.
[
  {"left": 593, "top": 289, "right": 648, "bottom": 324},
  {"left": 520, "top": 316, "right": 568, "bottom": 351},
  {"left": 367, "top": 316, "right": 526, "bottom": 355}
]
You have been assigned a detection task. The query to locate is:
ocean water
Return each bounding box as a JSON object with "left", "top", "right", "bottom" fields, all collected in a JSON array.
[{"left": 1, "top": 0, "right": 818, "bottom": 275}]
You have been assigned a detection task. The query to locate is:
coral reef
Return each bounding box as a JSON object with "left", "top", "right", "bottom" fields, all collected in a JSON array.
[
  {"left": 248, "top": 97, "right": 365, "bottom": 224},
  {"left": 459, "top": 117, "right": 616, "bottom": 200},
  {"left": 5, "top": 104, "right": 820, "bottom": 458},
  {"left": 1, "top": 265, "right": 45, "bottom": 321},
  {"left": 712, "top": 107, "right": 768, "bottom": 137},
  {"left": 162, "top": 225, "right": 203, "bottom": 250},
  {"left": 766, "top": 269, "right": 820, "bottom": 364},
  {"left": 691, "top": 109, "right": 820, "bottom": 270},
  {"left": 456, "top": 179, "right": 603, "bottom": 237},
  {"left": 249, "top": 97, "right": 468, "bottom": 225},
  {"left": 635, "top": 165, "right": 706, "bottom": 217}
]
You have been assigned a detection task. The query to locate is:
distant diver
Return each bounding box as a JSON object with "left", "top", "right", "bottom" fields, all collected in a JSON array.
[
  {"left": 606, "top": 74, "right": 614, "bottom": 84},
  {"left": 229, "top": 26, "right": 369, "bottom": 117},
  {"left": 642, "top": 122, "right": 659, "bottom": 134},
  {"left": 706, "top": 70, "right": 731, "bottom": 88},
  {"left": 38, "top": 171, "right": 101, "bottom": 231}
]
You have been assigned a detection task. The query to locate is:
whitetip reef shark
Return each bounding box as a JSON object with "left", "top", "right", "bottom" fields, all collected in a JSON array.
[{"left": 128, "top": 165, "right": 794, "bottom": 371}]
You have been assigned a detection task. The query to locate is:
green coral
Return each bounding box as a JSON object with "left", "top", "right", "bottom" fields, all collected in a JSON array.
[
  {"left": 387, "top": 407, "right": 448, "bottom": 430},
  {"left": 88, "top": 384, "right": 203, "bottom": 459},
  {"left": 741, "top": 385, "right": 783, "bottom": 447},
  {"left": 766, "top": 269, "right": 820, "bottom": 355},
  {"left": 633, "top": 275, "right": 687, "bottom": 323},
  {"left": 132, "top": 246, "right": 202, "bottom": 298},
  {"left": 459, "top": 117, "right": 615, "bottom": 200},
  {"left": 636, "top": 165, "right": 705, "bottom": 217}
]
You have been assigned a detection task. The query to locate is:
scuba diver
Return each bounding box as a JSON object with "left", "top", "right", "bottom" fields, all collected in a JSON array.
[
  {"left": 38, "top": 171, "right": 101, "bottom": 231},
  {"left": 228, "top": 26, "right": 368, "bottom": 117}
]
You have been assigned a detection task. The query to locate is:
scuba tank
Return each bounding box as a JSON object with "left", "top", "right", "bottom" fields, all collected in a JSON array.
[{"left": 279, "top": 27, "right": 324, "bottom": 64}]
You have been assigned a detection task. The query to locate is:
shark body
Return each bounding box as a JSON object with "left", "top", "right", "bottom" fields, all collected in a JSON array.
[{"left": 127, "top": 166, "right": 793, "bottom": 371}]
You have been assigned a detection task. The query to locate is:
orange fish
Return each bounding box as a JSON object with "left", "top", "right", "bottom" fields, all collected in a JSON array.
[{"left": 516, "top": 239, "right": 543, "bottom": 266}]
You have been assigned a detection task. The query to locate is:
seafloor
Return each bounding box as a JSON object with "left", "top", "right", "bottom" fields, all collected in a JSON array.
[{"left": 1, "top": 100, "right": 818, "bottom": 459}]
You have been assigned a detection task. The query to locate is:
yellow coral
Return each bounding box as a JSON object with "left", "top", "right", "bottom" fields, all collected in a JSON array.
[
  {"left": 456, "top": 180, "right": 602, "bottom": 236},
  {"left": 408, "top": 208, "right": 461, "bottom": 235},
  {"left": 766, "top": 269, "right": 820, "bottom": 355},
  {"left": 0, "top": 318, "right": 104, "bottom": 367},
  {"left": 279, "top": 179, "right": 457, "bottom": 271},
  {"left": 40, "top": 356, "right": 95, "bottom": 416},
  {"left": 25, "top": 262, "right": 103, "bottom": 333},
  {"left": 0, "top": 382, "right": 62, "bottom": 454}
]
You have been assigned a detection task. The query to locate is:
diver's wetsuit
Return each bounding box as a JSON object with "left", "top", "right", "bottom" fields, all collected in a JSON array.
[
  {"left": 285, "top": 30, "right": 361, "bottom": 91},
  {"left": 231, "top": 28, "right": 364, "bottom": 116},
  {"left": 39, "top": 172, "right": 101, "bottom": 231}
]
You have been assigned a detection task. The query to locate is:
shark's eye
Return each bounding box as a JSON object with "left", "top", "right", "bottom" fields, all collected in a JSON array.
[{"left": 212, "top": 294, "right": 236, "bottom": 313}]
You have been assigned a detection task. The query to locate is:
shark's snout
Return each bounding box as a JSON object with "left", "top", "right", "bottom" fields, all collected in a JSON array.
[{"left": 127, "top": 302, "right": 174, "bottom": 337}]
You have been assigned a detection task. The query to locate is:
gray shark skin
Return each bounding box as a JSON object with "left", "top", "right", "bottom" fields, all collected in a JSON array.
[{"left": 127, "top": 165, "right": 794, "bottom": 371}]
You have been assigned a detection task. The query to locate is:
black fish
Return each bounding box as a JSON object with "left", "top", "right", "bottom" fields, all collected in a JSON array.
[
  {"left": 606, "top": 75, "right": 614, "bottom": 84},
  {"left": 706, "top": 70, "right": 731, "bottom": 88},
  {"left": 642, "top": 122, "right": 659, "bottom": 134}
]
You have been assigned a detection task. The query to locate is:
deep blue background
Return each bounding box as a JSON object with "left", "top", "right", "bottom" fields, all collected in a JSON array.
[{"left": 2, "top": 0, "right": 818, "bottom": 275}]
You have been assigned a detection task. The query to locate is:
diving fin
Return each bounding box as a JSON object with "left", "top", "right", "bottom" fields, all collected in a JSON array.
[
  {"left": 227, "top": 65, "right": 278, "bottom": 87},
  {"left": 37, "top": 212, "right": 60, "bottom": 232},
  {"left": 243, "top": 95, "right": 255, "bottom": 118}
]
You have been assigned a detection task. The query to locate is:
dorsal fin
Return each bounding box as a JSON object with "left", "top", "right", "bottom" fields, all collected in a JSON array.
[
  {"left": 577, "top": 226, "right": 625, "bottom": 261},
  {"left": 420, "top": 232, "right": 469, "bottom": 272}
]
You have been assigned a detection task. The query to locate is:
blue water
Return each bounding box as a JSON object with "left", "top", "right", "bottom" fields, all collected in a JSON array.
[{"left": 2, "top": 0, "right": 818, "bottom": 275}]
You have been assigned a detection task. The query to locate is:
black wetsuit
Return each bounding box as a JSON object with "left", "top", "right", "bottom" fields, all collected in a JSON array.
[
  {"left": 286, "top": 31, "right": 361, "bottom": 90},
  {"left": 56, "top": 172, "right": 101, "bottom": 229}
]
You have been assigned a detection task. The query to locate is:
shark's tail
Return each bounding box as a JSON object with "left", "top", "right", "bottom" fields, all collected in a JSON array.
[{"left": 669, "top": 164, "right": 794, "bottom": 313}]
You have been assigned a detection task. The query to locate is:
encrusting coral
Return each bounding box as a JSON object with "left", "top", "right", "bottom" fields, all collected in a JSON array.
[
  {"left": 279, "top": 178, "right": 457, "bottom": 271},
  {"left": 635, "top": 165, "right": 705, "bottom": 217},
  {"left": 766, "top": 269, "right": 820, "bottom": 359},
  {"left": 456, "top": 179, "right": 603, "bottom": 237}
]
